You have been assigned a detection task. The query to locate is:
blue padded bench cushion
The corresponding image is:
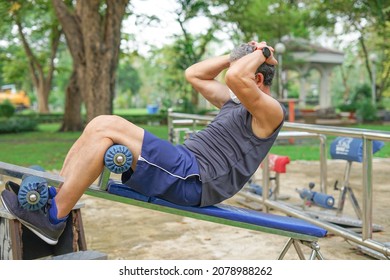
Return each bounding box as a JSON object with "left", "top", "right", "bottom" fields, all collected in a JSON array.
[
  {"left": 330, "top": 137, "right": 384, "bottom": 162},
  {"left": 107, "top": 182, "right": 327, "bottom": 238}
]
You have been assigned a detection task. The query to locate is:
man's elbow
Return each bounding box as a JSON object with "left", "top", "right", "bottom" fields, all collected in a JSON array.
[
  {"left": 225, "top": 68, "right": 249, "bottom": 89},
  {"left": 225, "top": 68, "right": 237, "bottom": 87},
  {"left": 184, "top": 66, "right": 197, "bottom": 83}
]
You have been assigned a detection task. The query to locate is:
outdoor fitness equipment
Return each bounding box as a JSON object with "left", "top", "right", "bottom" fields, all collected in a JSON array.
[
  {"left": 295, "top": 137, "right": 384, "bottom": 215},
  {"left": 18, "top": 165, "right": 49, "bottom": 211},
  {"left": 330, "top": 137, "right": 384, "bottom": 219},
  {"left": 292, "top": 137, "right": 385, "bottom": 233},
  {"left": 296, "top": 182, "right": 335, "bottom": 209},
  {"left": 103, "top": 144, "right": 132, "bottom": 174}
]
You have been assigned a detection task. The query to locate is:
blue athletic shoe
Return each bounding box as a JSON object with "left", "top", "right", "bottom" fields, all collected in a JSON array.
[{"left": 1, "top": 189, "right": 66, "bottom": 245}]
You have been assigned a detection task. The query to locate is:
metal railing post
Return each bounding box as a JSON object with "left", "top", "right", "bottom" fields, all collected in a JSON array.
[
  {"left": 262, "top": 154, "right": 270, "bottom": 213},
  {"left": 362, "top": 138, "right": 373, "bottom": 240},
  {"left": 319, "top": 134, "right": 327, "bottom": 193},
  {"left": 167, "top": 108, "right": 174, "bottom": 143}
]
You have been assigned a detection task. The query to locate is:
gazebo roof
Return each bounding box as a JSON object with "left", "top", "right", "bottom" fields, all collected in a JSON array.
[{"left": 282, "top": 38, "right": 345, "bottom": 65}]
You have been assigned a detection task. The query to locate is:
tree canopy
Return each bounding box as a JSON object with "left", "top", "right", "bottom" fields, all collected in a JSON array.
[{"left": 0, "top": 0, "right": 388, "bottom": 130}]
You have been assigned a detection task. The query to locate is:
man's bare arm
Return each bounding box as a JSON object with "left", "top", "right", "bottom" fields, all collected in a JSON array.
[
  {"left": 185, "top": 54, "right": 231, "bottom": 109},
  {"left": 225, "top": 47, "right": 284, "bottom": 138}
]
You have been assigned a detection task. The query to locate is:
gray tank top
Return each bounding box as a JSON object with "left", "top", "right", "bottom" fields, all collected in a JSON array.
[{"left": 183, "top": 100, "right": 284, "bottom": 207}]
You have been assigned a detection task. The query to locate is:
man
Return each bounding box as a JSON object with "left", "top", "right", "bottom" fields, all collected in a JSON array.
[{"left": 1, "top": 41, "right": 285, "bottom": 245}]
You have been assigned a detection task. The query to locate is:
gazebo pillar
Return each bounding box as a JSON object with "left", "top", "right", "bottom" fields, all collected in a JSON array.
[
  {"left": 295, "top": 63, "right": 336, "bottom": 109},
  {"left": 299, "top": 75, "right": 307, "bottom": 107},
  {"left": 317, "top": 64, "right": 334, "bottom": 108}
]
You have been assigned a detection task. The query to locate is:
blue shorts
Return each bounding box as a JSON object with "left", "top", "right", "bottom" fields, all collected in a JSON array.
[{"left": 121, "top": 130, "right": 202, "bottom": 206}]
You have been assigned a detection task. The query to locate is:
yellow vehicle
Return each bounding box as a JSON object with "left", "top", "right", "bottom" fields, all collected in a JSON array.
[{"left": 0, "top": 84, "right": 30, "bottom": 109}]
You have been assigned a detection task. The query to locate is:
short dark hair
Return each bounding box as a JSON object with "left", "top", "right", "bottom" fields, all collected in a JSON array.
[
  {"left": 256, "top": 63, "right": 275, "bottom": 87},
  {"left": 230, "top": 43, "right": 275, "bottom": 87}
]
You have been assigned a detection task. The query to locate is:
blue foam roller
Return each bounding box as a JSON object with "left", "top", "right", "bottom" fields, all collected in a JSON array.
[
  {"left": 19, "top": 173, "right": 49, "bottom": 211},
  {"left": 298, "top": 188, "right": 314, "bottom": 201},
  {"left": 104, "top": 144, "right": 132, "bottom": 174},
  {"left": 248, "top": 183, "right": 272, "bottom": 197},
  {"left": 312, "top": 192, "right": 335, "bottom": 209},
  {"left": 298, "top": 189, "right": 334, "bottom": 209}
]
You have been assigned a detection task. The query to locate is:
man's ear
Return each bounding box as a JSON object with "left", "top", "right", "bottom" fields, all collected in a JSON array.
[{"left": 255, "top": 73, "right": 264, "bottom": 85}]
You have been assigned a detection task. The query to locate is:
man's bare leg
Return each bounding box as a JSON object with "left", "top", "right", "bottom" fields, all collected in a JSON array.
[
  {"left": 54, "top": 115, "right": 144, "bottom": 219},
  {"left": 0, "top": 115, "right": 145, "bottom": 244}
]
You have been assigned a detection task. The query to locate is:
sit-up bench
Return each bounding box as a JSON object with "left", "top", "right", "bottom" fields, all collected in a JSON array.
[{"left": 100, "top": 180, "right": 327, "bottom": 260}]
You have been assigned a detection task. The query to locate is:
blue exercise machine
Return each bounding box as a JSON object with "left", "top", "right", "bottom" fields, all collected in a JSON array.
[
  {"left": 330, "top": 137, "right": 384, "bottom": 219},
  {"left": 291, "top": 137, "right": 385, "bottom": 233}
]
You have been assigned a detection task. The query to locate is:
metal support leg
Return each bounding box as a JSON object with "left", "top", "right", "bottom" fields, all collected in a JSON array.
[
  {"left": 336, "top": 160, "right": 363, "bottom": 220},
  {"left": 347, "top": 187, "right": 362, "bottom": 219},
  {"left": 278, "top": 238, "right": 294, "bottom": 260},
  {"left": 97, "top": 167, "right": 111, "bottom": 191},
  {"left": 273, "top": 173, "right": 280, "bottom": 200},
  {"left": 262, "top": 154, "right": 270, "bottom": 213},
  {"left": 337, "top": 186, "right": 348, "bottom": 216},
  {"left": 304, "top": 241, "right": 325, "bottom": 260},
  {"left": 292, "top": 240, "right": 306, "bottom": 260},
  {"left": 278, "top": 238, "right": 323, "bottom": 260},
  {"left": 336, "top": 161, "right": 352, "bottom": 216}
]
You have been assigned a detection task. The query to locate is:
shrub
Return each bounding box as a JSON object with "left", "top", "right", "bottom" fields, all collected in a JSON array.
[
  {"left": 338, "top": 83, "right": 373, "bottom": 113},
  {"left": 0, "top": 100, "right": 16, "bottom": 118},
  {"left": 338, "top": 102, "right": 357, "bottom": 112},
  {"left": 356, "top": 99, "right": 378, "bottom": 123},
  {"left": 352, "top": 83, "right": 372, "bottom": 102},
  {"left": 0, "top": 117, "right": 38, "bottom": 133}
]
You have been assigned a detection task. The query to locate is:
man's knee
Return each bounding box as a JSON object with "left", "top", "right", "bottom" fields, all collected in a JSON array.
[{"left": 84, "top": 115, "right": 128, "bottom": 136}]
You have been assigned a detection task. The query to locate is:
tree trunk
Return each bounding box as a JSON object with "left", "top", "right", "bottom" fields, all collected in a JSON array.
[
  {"left": 36, "top": 79, "right": 50, "bottom": 113},
  {"left": 15, "top": 17, "right": 60, "bottom": 114},
  {"left": 52, "top": 0, "right": 129, "bottom": 127},
  {"left": 52, "top": 0, "right": 85, "bottom": 131},
  {"left": 80, "top": 0, "right": 127, "bottom": 122},
  {"left": 60, "top": 71, "right": 84, "bottom": 131}
]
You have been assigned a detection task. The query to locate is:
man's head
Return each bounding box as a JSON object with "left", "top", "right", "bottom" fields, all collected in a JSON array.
[{"left": 229, "top": 43, "right": 275, "bottom": 87}]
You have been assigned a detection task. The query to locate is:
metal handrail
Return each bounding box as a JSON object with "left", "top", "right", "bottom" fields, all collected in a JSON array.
[
  {"left": 281, "top": 121, "right": 390, "bottom": 241},
  {"left": 168, "top": 110, "right": 390, "bottom": 257},
  {"left": 284, "top": 122, "right": 390, "bottom": 141}
]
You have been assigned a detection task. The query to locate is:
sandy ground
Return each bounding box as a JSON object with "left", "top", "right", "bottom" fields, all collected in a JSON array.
[{"left": 1, "top": 159, "right": 390, "bottom": 260}]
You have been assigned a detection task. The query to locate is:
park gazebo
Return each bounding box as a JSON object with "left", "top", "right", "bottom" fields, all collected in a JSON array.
[{"left": 279, "top": 38, "right": 345, "bottom": 110}]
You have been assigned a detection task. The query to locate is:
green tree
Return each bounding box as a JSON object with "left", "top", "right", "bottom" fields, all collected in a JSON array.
[
  {"left": 129, "top": 0, "right": 221, "bottom": 112},
  {"left": 0, "top": 1, "right": 62, "bottom": 113},
  {"left": 115, "top": 53, "right": 142, "bottom": 109},
  {"left": 308, "top": 0, "right": 390, "bottom": 103},
  {"left": 170, "top": 0, "right": 221, "bottom": 109},
  {"left": 209, "top": 0, "right": 312, "bottom": 44},
  {"left": 0, "top": 45, "right": 31, "bottom": 91},
  {"left": 150, "top": 42, "right": 193, "bottom": 112},
  {"left": 204, "top": 0, "right": 317, "bottom": 100}
]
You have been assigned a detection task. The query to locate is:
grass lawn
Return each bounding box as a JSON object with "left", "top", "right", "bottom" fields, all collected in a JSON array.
[
  {"left": 113, "top": 108, "right": 149, "bottom": 115},
  {"left": 0, "top": 123, "right": 168, "bottom": 170},
  {"left": 0, "top": 121, "right": 389, "bottom": 170}
]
